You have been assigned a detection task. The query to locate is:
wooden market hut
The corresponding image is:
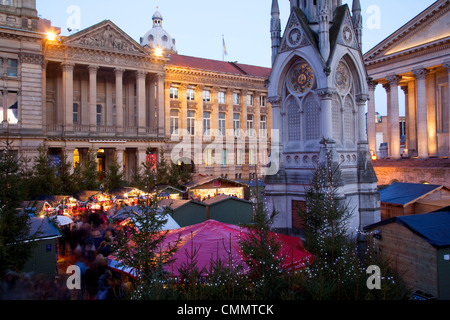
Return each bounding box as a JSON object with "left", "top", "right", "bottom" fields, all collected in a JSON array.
[
  {"left": 183, "top": 176, "right": 249, "bottom": 201},
  {"left": 380, "top": 183, "right": 450, "bottom": 220},
  {"left": 203, "top": 194, "right": 253, "bottom": 225},
  {"left": 158, "top": 199, "right": 206, "bottom": 228},
  {"left": 21, "top": 217, "right": 61, "bottom": 280},
  {"left": 364, "top": 210, "right": 450, "bottom": 300}
]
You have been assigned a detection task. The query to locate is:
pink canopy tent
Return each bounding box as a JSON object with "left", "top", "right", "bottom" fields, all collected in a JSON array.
[{"left": 108, "top": 220, "right": 314, "bottom": 278}]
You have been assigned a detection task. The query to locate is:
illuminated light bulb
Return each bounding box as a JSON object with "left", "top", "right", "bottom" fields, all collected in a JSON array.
[
  {"left": 154, "top": 47, "right": 163, "bottom": 57},
  {"left": 46, "top": 32, "right": 57, "bottom": 41}
]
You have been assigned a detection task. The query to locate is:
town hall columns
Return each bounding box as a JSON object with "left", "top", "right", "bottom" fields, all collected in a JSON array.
[
  {"left": 88, "top": 65, "right": 99, "bottom": 132},
  {"left": 386, "top": 74, "right": 401, "bottom": 158},
  {"left": 413, "top": 68, "right": 430, "bottom": 158},
  {"left": 367, "top": 81, "right": 377, "bottom": 156},
  {"left": 62, "top": 62, "right": 75, "bottom": 132},
  {"left": 114, "top": 68, "right": 125, "bottom": 132}
]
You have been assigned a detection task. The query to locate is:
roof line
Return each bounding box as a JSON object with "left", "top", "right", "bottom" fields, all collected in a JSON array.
[{"left": 402, "top": 185, "right": 443, "bottom": 207}]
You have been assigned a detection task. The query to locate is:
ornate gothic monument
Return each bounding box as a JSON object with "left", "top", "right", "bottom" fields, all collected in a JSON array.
[{"left": 265, "top": 0, "right": 380, "bottom": 234}]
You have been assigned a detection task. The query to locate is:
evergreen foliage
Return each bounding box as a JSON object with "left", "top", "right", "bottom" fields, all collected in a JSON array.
[{"left": 0, "top": 139, "right": 35, "bottom": 277}]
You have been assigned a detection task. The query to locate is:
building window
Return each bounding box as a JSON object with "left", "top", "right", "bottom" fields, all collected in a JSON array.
[
  {"left": 203, "top": 111, "right": 211, "bottom": 136},
  {"left": 204, "top": 148, "right": 213, "bottom": 167},
  {"left": 170, "top": 109, "right": 179, "bottom": 135},
  {"left": 7, "top": 59, "right": 18, "bottom": 77},
  {"left": 170, "top": 86, "right": 179, "bottom": 100},
  {"left": 221, "top": 149, "right": 228, "bottom": 167},
  {"left": 219, "top": 112, "right": 226, "bottom": 136},
  {"left": 203, "top": 90, "right": 211, "bottom": 102},
  {"left": 247, "top": 93, "right": 254, "bottom": 106},
  {"left": 249, "top": 147, "right": 257, "bottom": 165},
  {"left": 73, "top": 103, "right": 79, "bottom": 124},
  {"left": 187, "top": 88, "right": 195, "bottom": 101},
  {"left": 260, "top": 95, "right": 267, "bottom": 107},
  {"left": 233, "top": 113, "right": 240, "bottom": 137},
  {"left": 218, "top": 91, "right": 226, "bottom": 104},
  {"left": 247, "top": 114, "right": 254, "bottom": 137},
  {"left": 96, "top": 104, "right": 102, "bottom": 125},
  {"left": 187, "top": 110, "right": 195, "bottom": 136},
  {"left": 5, "top": 91, "right": 18, "bottom": 124},
  {"left": 233, "top": 92, "right": 240, "bottom": 105},
  {"left": 236, "top": 148, "right": 243, "bottom": 166},
  {"left": 260, "top": 115, "right": 267, "bottom": 137}
]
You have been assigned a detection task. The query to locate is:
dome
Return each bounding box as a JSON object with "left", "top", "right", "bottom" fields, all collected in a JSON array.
[{"left": 140, "top": 8, "right": 177, "bottom": 53}]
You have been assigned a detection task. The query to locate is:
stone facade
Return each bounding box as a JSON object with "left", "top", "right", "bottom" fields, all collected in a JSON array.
[
  {"left": 364, "top": 0, "right": 450, "bottom": 159},
  {"left": 0, "top": 2, "right": 271, "bottom": 182},
  {"left": 265, "top": 0, "right": 380, "bottom": 234}
]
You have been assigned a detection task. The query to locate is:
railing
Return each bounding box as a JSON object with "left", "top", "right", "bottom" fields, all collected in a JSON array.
[{"left": 45, "top": 124, "right": 161, "bottom": 137}]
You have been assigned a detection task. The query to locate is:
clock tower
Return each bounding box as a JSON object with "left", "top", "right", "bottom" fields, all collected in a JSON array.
[{"left": 266, "top": 0, "right": 380, "bottom": 237}]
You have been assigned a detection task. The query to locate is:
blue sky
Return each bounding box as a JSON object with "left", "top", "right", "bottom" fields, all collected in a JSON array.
[{"left": 36, "top": 0, "right": 437, "bottom": 115}]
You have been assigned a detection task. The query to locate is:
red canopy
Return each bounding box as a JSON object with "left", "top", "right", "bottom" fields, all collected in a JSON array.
[{"left": 109, "top": 220, "right": 314, "bottom": 277}]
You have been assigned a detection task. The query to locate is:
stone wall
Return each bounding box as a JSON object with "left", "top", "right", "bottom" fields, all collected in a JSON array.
[{"left": 373, "top": 158, "right": 450, "bottom": 188}]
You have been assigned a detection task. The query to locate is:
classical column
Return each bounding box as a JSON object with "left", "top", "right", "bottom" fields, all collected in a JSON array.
[
  {"left": 2, "top": 89, "right": 7, "bottom": 123},
  {"left": 412, "top": 68, "right": 429, "bottom": 158},
  {"left": 317, "top": 88, "right": 334, "bottom": 141},
  {"left": 136, "top": 70, "right": 146, "bottom": 134},
  {"left": 382, "top": 83, "right": 391, "bottom": 154},
  {"left": 367, "top": 81, "right": 378, "bottom": 155},
  {"left": 64, "top": 147, "right": 76, "bottom": 174},
  {"left": 444, "top": 61, "right": 450, "bottom": 156},
  {"left": 407, "top": 81, "right": 417, "bottom": 156},
  {"left": 115, "top": 147, "right": 125, "bottom": 172},
  {"left": 356, "top": 93, "right": 370, "bottom": 144},
  {"left": 114, "top": 68, "right": 125, "bottom": 133},
  {"left": 156, "top": 73, "right": 165, "bottom": 136},
  {"left": 42, "top": 60, "right": 48, "bottom": 131},
  {"left": 386, "top": 74, "right": 401, "bottom": 158},
  {"left": 88, "top": 65, "right": 99, "bottom": 131},
  {"left": 401, "top": 85, "right": 409, "bottom": 154},
  {"left": 62, "top": 62, "right": 75, "bottom": 132}
]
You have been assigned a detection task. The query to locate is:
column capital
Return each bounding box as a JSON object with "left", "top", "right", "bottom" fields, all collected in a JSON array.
[
  {"left": 368, "top": 80, "right": 378, "bottom": 91},
  {"left": 412, "top": 68, "right": 429, "bottom": 80},
  {"left": 61, "top": 61, "right": 75, "bottom": 72},
  {"left": 400, "top": 85, "right": 408, "bottom": 95},
  {"left": 268, "top": 96, "right": 281, "bottom": 107},
  {"left": 386, "top": 74, "right": 401, "bottom": 86},
  {"left": 443, "top": 60, "right": 450, "bottom": 71},
  {"left": 88, "top": 65, "right": 99, "bottom": 73},
  {"left": 316, "top": 87, "right": 337, "bottom": 100},
  {"left": 114, "top": 68, "right": 125, "bottom": 76},
  {"left": 135, "top": 70, "right": 147, "bottom": 79},
  {"left": 382, "top": 83, "right": 390, "bottom": 93},
  {"left": 356, "top": 93, "right": 370, "bottom": 104}
]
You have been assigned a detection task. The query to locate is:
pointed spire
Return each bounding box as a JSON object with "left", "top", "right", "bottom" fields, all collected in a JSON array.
[
  {"left": 271, "top": 0, "right": 281, "bottom": 65},
  {"left": 352, "top": 0, "right": 361, "bottom": 13},
  {"left": 271, "top": 0, "right": 280, "bottom": 15},
  {"left": 352, "top": 0, "right": 363, "bottom": 49}
]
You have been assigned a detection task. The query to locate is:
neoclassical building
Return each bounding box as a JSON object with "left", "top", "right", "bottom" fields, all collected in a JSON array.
[
  {"left": 0, "top": 1, "right": 272, "bottom": 182},
  {"left": 364, "top": 0, "right": 450, "bottom": 159}
]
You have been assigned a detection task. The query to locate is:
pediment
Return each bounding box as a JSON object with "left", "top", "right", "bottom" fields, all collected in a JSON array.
[
  {"left": 334, "top": 7, "right": 359, "bottom": 50},
  {"left": 279, "top": 7, "right": 318, "bottom": 54},
  {"left": 364, "top": 0, "right": 450, "bottom": 62},
  {"left": 62, "top": 20, "right": 148, "bottom": 55}
]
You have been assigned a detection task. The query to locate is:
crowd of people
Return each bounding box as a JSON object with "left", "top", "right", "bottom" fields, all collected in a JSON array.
[{"left": 58, "top": 205, "right": 134, "bottom": 300}]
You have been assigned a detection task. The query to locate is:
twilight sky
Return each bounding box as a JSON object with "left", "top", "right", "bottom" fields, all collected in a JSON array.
[{"left": 36, "top": 0, "right": 437, "bottom": 115}]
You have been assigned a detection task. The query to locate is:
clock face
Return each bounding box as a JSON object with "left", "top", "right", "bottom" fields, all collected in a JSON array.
[
  {"left": 287, "top": 28, "right": 302, "bottom": 47},
  {"left": 288, "top": 62, "right": 315, "bottom": 95},
  {"left": 335, "top": 61, "right": 351, "bottom": 94}
]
